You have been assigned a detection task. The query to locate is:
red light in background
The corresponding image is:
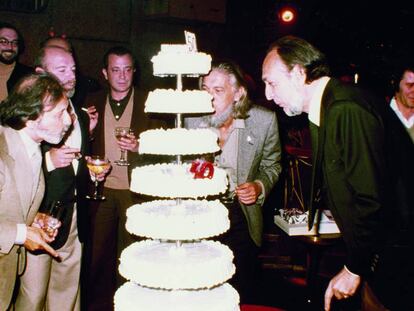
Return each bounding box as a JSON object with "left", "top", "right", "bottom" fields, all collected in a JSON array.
[{"left": 279, "top": 7, "right": 296, "bottom": 24}]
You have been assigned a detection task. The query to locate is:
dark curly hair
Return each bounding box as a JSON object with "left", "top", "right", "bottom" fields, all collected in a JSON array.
[{"left": 0, "top": 73, "right": 65, "bottom": 130}]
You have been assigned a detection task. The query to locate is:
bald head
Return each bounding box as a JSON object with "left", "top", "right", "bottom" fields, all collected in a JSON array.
[
  {"left": 41, "top": 37, "right": 72, "bottom": 52},
  {"left": 35, "top": 46, "right": 76, "bottom": 98}
]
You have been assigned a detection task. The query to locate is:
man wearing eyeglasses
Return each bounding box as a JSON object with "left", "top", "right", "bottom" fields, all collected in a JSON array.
[{"left": 0, "top": 22, "right": 33, "bottom": 102}]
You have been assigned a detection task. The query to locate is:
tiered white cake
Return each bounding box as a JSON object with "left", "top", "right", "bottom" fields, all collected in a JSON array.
[{"left": 114, "top": 39, "right": 240, "bottom": 311}]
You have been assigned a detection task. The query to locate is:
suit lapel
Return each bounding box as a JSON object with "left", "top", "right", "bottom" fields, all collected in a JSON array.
[
  {"left": 237, "top": 122, "right": 257, "bottom": 184},
  {"left": 308, "top": 90, "right": 328, "bottom": 230},
  {"left": 4, "top": 128, "right": 34, "bottom": 220}
]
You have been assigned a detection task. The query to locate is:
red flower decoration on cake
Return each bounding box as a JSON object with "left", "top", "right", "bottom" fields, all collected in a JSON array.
[{"left": 190, "top": 160, "right": 214, "bottom": 179}]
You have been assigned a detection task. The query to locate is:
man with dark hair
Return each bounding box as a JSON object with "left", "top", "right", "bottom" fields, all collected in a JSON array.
[
  {"left": 185, "top": 60, "right": 282, "bottom": 303},
  {"left": 262, "top": 35, "right": 413, "bottom": 310},
  {"left": 0, "top": 73, "right": 71, "bottom": 310},
  {"left": 390, "top": 62, "right": 414, "bottom": 142},
  {"left": 15, "top": 46, "right": 97, "bottom": 311},
  {"left": 0, "top": 22, "right": 32, "bottom": 102},
  {"left": 84, "top": 46, "right": 166, "bottom": 311}
]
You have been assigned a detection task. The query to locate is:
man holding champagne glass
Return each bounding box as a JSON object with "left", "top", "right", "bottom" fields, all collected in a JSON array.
[
  {"left": 0, "top": 73, "right": 71, "bottom": 310},
  {"left": 15, "top": 45, "right": 101, "bottom": 311},
  {"left": 84, "top": 46, "right": 166, "bottom": 310}
]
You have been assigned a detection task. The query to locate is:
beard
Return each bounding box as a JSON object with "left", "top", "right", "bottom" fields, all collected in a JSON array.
[
  {"left": 63, "top": 80, "right": 76, "bottom": 98},
  {"left": 208, "top": 104, "right": 235, "bottom": 128},
  {"left": 0, "top": 50, "right": 18, "bottom": 64},
  {"left": 38, "top": 123, "right": 71, "bottom": 145}
]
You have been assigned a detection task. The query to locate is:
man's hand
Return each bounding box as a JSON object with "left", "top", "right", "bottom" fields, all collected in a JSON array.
[
  {"left": 49, "top": 145, "right": 80, "bottom": 168},
  {"left": 24, "top": 226, "right": 60, "bottom": 258},
  {"left": 324, "top": 267, "right": 361, "bottom": 311},
  {"left": 235, "top": 181, "right": 262, "bottom": 205},
  {"left": 117, "top": 133, "right": 138, "bottom": 153},
  {"left": 32, "top": 212, "right": 61, "bottom": 239},
  {"left": 84, "top": 106, "right": 98, "bottom": 134},
  {"left": 85, "top": 156, "right": 111, "bottom": 182}
]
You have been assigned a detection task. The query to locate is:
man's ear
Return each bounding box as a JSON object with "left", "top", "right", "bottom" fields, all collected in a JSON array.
[
  {"left": 35, "top": 67, "right": 45, "bottom": 74},
  {"left": 102, "top": 68, "right": 108, "bottom": 80},
  {"left": 291, "top": 64, "right": 306, "bottom": 85},
  {"left": 234, "top": 86, "right": 246, "bottom": 102}
]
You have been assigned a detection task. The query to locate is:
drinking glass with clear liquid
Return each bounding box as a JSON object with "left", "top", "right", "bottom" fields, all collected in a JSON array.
[
  {"left": 114, "top": 127, "right": 133, "bottom": 166},
  {"left": 86, "top": 156, "right": 110, "bottom": 200}
]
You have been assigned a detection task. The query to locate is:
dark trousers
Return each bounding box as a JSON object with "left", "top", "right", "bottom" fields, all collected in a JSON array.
[
  {"left": 216, "top": 200, "right": 259, "bottom": 304},
  {"left": 84, "top": 188, "right": 139, "bottom": 311}
]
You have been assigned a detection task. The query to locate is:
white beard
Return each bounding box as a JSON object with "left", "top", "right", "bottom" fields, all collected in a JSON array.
[{"left": 209, "top": 104, "right": 234, "bottom": 128}]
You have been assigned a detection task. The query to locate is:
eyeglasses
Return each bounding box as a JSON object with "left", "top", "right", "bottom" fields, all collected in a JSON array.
[{"left": 0, "top": 38, "right": 19, "bottom": 47}]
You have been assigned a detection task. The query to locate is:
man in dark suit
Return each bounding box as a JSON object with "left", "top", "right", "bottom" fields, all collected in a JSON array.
[
  {"left": 84, "top": 46, "right": 166, "bottom": 311},
  {"left": 262, "top": 36, "right": 413, "bottom": 310},
  {"left": 0, "top": 22, "right": 32, "bottom": 102},
  {"left": 15, "top": 46, "right": 96, "bottom": 311}
]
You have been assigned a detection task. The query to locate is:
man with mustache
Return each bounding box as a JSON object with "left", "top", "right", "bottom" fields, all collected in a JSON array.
[
  {"left": 0, "top": 73, "right": 70, "bottom": 310},
  {"left": 390, "top": 62, "right": 414, "bottom": 142},
  {"left": 0, "top": 22, "right": 32, "bottom": 102},
  {"left": 185, "top": 61, "right": 282, "bottom": 303},
  {"left": 15, "top": 46, "right": 98, "bottom": 311}
]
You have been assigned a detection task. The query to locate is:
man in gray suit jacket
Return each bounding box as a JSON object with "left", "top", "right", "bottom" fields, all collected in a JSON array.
[
  {"left": 186, "top": 61, "right": 282, "bottom": 303},
  {"left": 0, "top": 73, "right": 71, "bottom": 310}
]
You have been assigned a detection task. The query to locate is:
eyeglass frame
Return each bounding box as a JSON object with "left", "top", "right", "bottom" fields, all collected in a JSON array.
[{"left": 0, "top": 38, "right": 19, "bottom": 47}]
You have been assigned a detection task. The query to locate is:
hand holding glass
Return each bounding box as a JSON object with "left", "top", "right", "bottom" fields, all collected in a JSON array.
[
  {"left": 42, "top": 201, "right": 64, "bottom": 237},
  {"left": 114, "top": 127, "right": 133, "bottom": 166},
  {"left": 86, "top": 156, "right": 110, "bottom": 200}
]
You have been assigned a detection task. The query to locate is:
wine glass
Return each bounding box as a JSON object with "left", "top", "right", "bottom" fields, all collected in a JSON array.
[
  {"left": 86, "top": 156, "right": 110, "bottom": 200},
  {"left": 43, "top": 201, "right": 64, "bottom": 236},
  {"left": 114, "top": 127, "right": 133, "bottom": 166}
]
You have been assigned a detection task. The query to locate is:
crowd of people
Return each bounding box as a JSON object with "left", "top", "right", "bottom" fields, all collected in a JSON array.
[{"left": 1, "top": 20, "right": 413, "bottom": 311}]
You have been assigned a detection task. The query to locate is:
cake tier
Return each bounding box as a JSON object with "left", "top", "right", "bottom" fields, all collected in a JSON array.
[
  {"left": 145, "top": 89, "right": 213, "bottom": 114},
  {"left": 151, "top": 45, "right": 211, "bottom": 77},
  {"left": 119, "top": 240, "right": 235, "bottom": 290},
  {"left": 130, "top": 163, "right": 228, "bottom": 198},
  {"left": 114, "top": 282, "right": 240, "bottom": 311},
  {"left": 139, "top": 128, "right": 219, "bottom": 155},
  {"left": 126, "top": 199, "right": 229, "bottom": 240}
]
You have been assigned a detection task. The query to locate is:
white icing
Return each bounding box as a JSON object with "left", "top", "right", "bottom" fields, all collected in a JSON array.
[
  {"left": 119, "top": 240, "right": 235, "bottom": 290},
  {"left": 130, "top": 163, "right": 228, "bottom": 198},
  {"left": 126, "top": 199, "right": 229, "bottom": 240},
  {"left": 151, "top": 49, "right": 211, "bottom": 77},
  {"left": 114, "top": 282, "right": 240, "bottom": 311},
  {"left": 139, "top": 128, "right": 219, "bottom": 155},
  {"left": 145, "top": 89, "right": 214, "bottom": 114}
]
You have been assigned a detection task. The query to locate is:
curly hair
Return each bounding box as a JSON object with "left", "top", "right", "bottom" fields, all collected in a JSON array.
[{"left": 0, "top": 73, "right": 65, "bottom": 130}]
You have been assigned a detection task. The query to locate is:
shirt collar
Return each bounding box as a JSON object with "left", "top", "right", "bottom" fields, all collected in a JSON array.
[
  {"left": 390, "top": 96, "right": 414, "bottom": 128},
  {"left": 308, "top": 77, "right": 331, "bottom": 127},
  {"left": 18, "top": 129, "right": 40, "bottom": 158}
]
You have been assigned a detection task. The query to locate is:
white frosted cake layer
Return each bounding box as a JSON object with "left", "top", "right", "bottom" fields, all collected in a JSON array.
[
  {"left": 119, "top": 240, "right": 235, "bottom": 290},
  {"left": 114, "top": 282, "right": 240, "bottom": 311},
  {"left": 126, "top": 199, "right": 229, "bottom": 240},
  {"left": 130, "top": 163, "right": 228, "bottom": 198},
  {"left": 139, "top": 128, "right": 219, "bottom": 155},
  {"left": 145, "top": 89, "right": 213, "bottom": 114},
  {"left": 151, "top": 46, "right": 211, "bottom": 76}
]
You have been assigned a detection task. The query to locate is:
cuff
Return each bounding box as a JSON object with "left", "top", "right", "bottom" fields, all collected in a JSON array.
[
  {"left": 254, "top": 180, "right": 265, "bottom": 202},
  {"left": 15, "top": 224, "right": 27, "bottom": 245},
  {"left": 45, "top": 151, "right": 56, "bottom": 172}
]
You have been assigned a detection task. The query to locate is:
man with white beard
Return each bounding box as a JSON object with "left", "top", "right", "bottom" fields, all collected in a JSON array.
[
  {"left": 15, "top": 46, "right": 100, "bottom": 311},
  {"left": 185, "top": 60, "right": 282, "bottom": 304},
  {"left": 0, "top": 22, "right": 32, "bottom": 102}
]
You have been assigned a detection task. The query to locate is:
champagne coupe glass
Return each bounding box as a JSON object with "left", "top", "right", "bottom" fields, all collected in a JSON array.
[
  {"left": 43, "top": 201, "right": 64, "bottom": 236},
  {"left": 86, "top": 156, "right": 110, "bottom": 200},
  {"left": 114, "top": 127, "right": 133, "bottom": 166}
]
